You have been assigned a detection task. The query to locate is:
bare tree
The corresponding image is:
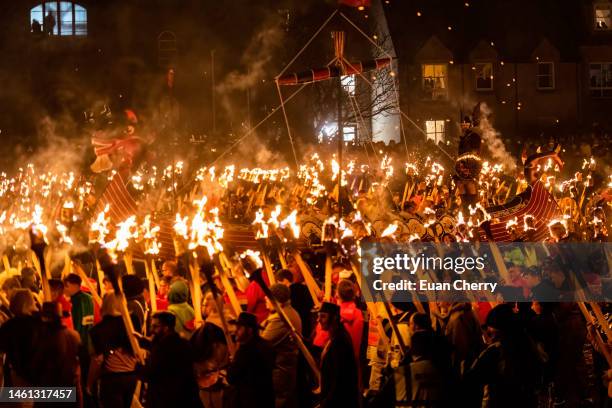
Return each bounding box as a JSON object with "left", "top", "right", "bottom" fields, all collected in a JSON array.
[{"left": 309, "top": 29, "right": 399, "bottom": 145}]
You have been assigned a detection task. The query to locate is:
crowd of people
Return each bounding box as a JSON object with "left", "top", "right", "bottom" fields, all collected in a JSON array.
[
  {"left": 1, "top": 248, "right": 611, "bottom": 408},
  {"left": 0, "top": 106, "right": 611, "bottom": 408}
]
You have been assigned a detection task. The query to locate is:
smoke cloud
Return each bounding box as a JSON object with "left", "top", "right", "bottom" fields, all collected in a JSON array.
[
  {"left": 27, "top": 115, "right": 88, "bottom": 173},
  {"left": 478, "top": 103, "right": 517, "bottom": 171},
  {"left": 216, "top": 18, "right": 284, "bottom": 116}
]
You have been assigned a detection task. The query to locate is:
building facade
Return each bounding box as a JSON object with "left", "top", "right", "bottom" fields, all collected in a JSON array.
[{"left": 383, "top": 0, "right": 612, "bottom": 146}]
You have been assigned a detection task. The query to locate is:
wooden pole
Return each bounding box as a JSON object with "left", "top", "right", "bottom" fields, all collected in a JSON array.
[
  {"left": 144, "top": 260, "right": 157, "bottom": 314},
  {"left": 123, "top": 251, "right": 135, "bottom": 275},
  {"left": 252, "top": 269, "right": 321, "bottom": 384},
  {"left": 118, "top": 293, "right": 145, "bottom": 364},
  {"left": 347, "top": 262, "right": 389, "bottom": 346},
  {"left": 573, "top": 274, "right": 612, "bottom": 342},
  {"left": 262, "top": 252, "right": 276, "bottom": 285},
  {"left": 577, "top": 302, "right": 612, "bottom": 366},
  {"left": 336, "top": 41, "right": 344, "bottom": 221},
  {"left": 150, "top": 259, "right": 161, "bottom": 290},
  {"left": 95, "top": 260, "right": 106, "bottom": 296},
  {"left": 31, "top": 250, "right": 51, "bottom": 302},
  {"left": 2, "top": 255, "right": 11, "bottom": 272},
  {"left": 278, "top": 249, "right": 288, "bottom": 270},
  {"left": 591, "top": 302, "right": 612, "bottom": 341},
  {"left": 292, "top": 250, "right": 322, "bottom": 308},
  {"left": 324, "top": 255, "right": 333, "bottom": 301},
  {"left": 488, "top": 242, "right": 510, "bottom": 284},
  {"left": 348, "top": 261, "right": 403, "bottom": 350},
  {"left": 73, "top": 262, "right": 102, "bottom": 307},
  {"left": 62, "top": 252, "right": 72, "bottom": 279},
  {"left": 0, "top": 291, "right": 10, "bottom": 309},
  {"left": 200, "top": 262, "right": 236, "bottom": 355},
  {"left": 189, "top": 258, "right": 203, "bottom": 326},
  {"left": 213, "top": 255, "right": 241, "bottom": 317},
  {"left": 101, "top": 260, "right": 145, "bottom": 366}
]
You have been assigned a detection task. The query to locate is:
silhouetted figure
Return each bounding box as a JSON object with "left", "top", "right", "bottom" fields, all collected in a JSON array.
[
  {"left": 139, "top": 311, "right": 202, "bottom": 408},
  {"left": 317, "top": 302, "right": 360, "bottom": 408},
  {"left": 31, "top": 19, "right": 42, "bottom": 34},
  {"left": 44, "top": 11, "right": 55, "bottom": 35},
  {"left": 226, "top": 312, "right": 275, "bottom": 408}
]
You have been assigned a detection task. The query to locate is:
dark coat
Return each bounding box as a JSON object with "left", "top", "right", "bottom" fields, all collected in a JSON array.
[
  {"left": 141, "top": 331, "right": 202, "bottom": 408},
  {"left": 458, "top": 128, "right": 482, "bottom": 156},
  {"left": 290, "top": 283, "right": 314, "bottom": 338},
  {"left": 0, "top": 314, "right": 42, "bottom": 385},
  {"left": 465, "top": 334, "right": 541, "bottom": 408},
  {"left": 319, "top": 327, "right": 360, "bottom": 408},
  {"left": 443, "top": 303, "right": 483, "bottom": 372},
  {"left": 31, "top": 322, "right": 81, "bottom": 387},
  {"left": 226, "top": 335, "right": 275, "bottom": 408},
  {"left": 529, "top": 280, "right": 561, "bottom": 302}
]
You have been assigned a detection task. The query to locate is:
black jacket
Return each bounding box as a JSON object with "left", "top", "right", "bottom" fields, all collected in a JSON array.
[
  {"left": 141, "top": 331, "right": 202, "bottom": 408},
  {"left": 320, "top": 327, "right": 360, "bottom": 408},
  {"left": 0, "top": 314, "right": 42, "bottom": 385},
  {"left": 226, "top": 335, "right": 275, "bottom": 408}
]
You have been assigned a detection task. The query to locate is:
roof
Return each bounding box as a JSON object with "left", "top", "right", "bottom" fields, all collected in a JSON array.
[{"left": 383, "top": 0, "right": 590, "bottom": 63}]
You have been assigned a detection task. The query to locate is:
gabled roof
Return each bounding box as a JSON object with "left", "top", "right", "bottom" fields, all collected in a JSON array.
[
  {"left": 531, "top": 38, "right": 561, "bottom": 61},
  {"left": 414, "top": 36, "right": 453, "bottom": 62},
  {"left": 383, "top": 0, "right": 587, "bottom": 62}
]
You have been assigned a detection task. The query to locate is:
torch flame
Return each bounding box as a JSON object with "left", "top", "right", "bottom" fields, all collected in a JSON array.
[
  {"left": 240, "top": 249, "right": 263, "bottom": 271},
  {"left": 280, "top": 210, "right": 300, "bottom": 240},
  {"left": 253, "top": 208, "right": 269, "bottom": 239},
  {"left": 381, "top": 222, "right": 398, "bottom": 238},
  {"left": 142, "top": 215, "right": 161, "bottom": 255}
]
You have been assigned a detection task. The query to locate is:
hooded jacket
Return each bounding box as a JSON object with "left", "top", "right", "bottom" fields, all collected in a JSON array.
[{"left": 167, "top": 281, "right": 195, "bottom": 338}]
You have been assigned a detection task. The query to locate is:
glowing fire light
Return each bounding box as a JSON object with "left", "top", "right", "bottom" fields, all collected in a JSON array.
[
  {"left": 280, "top": 210, "right": 300, "bottom": 240},
  {"left": 239, "top": 249, "right": 263, "bottom": 271},
  {"left": 381, "top": 222, "right": 398, "bottom": 238}
]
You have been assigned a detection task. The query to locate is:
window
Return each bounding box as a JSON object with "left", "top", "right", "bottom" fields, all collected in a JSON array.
[
  {"left": 158, "top": 31, "right": 177, "bottom": 68},
  {"left": 537, "top": 62, "right": 555, "bottom": 90},
  {"left": 595, "top": 2, "right": 612, "bottom": 30},
  {"left": 475, "top": 63, "right": 493, "bottom": 90},
  {"left": 30, "top": 2, "right": 86, "bottom": 36},
  {"left": 425, "top": 120, "right": 445, "bottom": 143},
  {"left": 422, "top": 64, "right": 447, "bottom": 99},
  {"left": 317, "top": 122, "right": 356, "bottom": 143},
  {"left": 343, "top": 125, "right": 356, "bottom": 142},
  {"left": 341, "top": 75, "right": 356, "bottom": 96},
  {"left": 589, "top": 63, "right": 612, "bottom": 97}
]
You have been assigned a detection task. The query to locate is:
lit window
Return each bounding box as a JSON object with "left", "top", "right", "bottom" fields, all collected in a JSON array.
[
  {"left": 317, "top": 122, "right": 356, "bottom": 143},
  {"left": 589, "top": 63, "right": 612, "bottom": 97},
  {"left": 475, "top": 63, "right": 493, "bottom": 90},
  {"left": 425, "top": 120, "right": 445, "bottom": 144},
  {"left": 422, "top": 64, "right": 447, "bottom": 100},
  {"left": 343, "top": 126, "right": 356, "bottom": 142},
  {"left": 595, "top": 2, "right": 612, "bottom": 30},
  {"left": 536, "top": 62, "right": 555, "bottom": 90},
  {"left": 30, "top": 2, "right": 87, "bottom": 36},
  {"left": 318, "top": 122, "right": 337, "bottom": 143},
  {"left": 341, "top": 75, "right": 356, "bottom": 96}
]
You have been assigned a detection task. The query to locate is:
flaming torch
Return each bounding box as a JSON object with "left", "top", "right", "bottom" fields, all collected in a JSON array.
[
  {"left": 29, "top": 205, "right": 52, "bottom": 302},
  {"left": 106, "top": 215, "right": 139, "bottom": 275},
  {"left": 252, "top": 207, "right": 276, "bottom": 284},
  {"left": 141, "top": 215, "right": 162, "bottom": 313}
]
